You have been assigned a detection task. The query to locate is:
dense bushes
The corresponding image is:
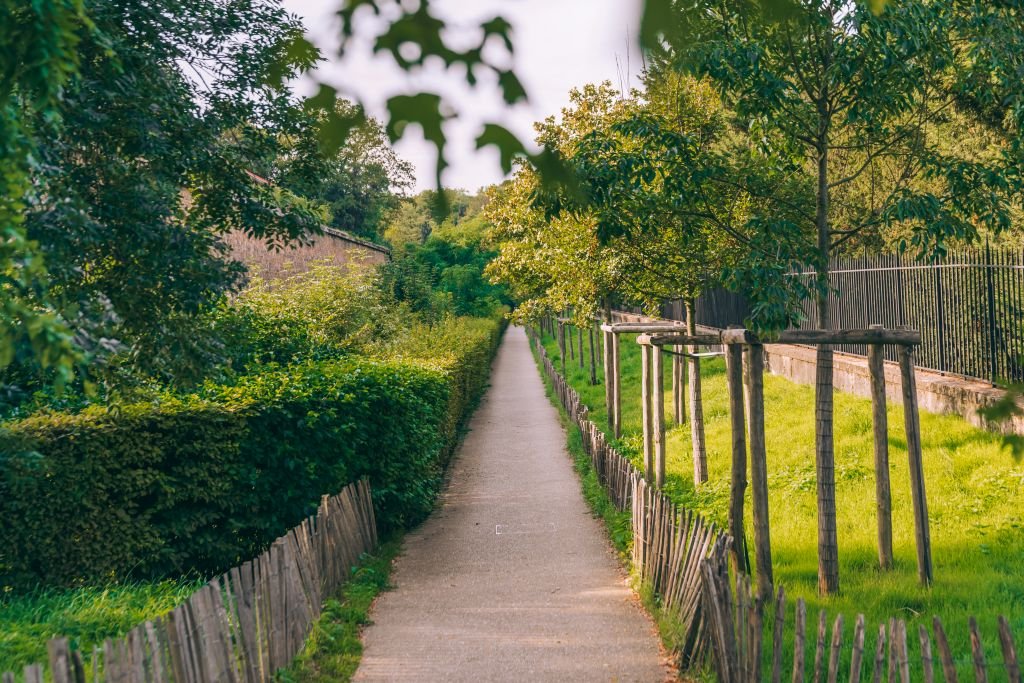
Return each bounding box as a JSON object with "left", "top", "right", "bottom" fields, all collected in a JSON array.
[{"left": 0, "top": 316, "right": 503, "bottom": 589}]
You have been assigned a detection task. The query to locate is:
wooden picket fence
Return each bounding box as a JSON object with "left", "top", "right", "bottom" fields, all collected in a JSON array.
[
  {"left": 531, "top": 328, "right": 729, "bottom": 670},
  {"left": 700, "top": 545, "right": 1022, "bottom": 683},
  {"left": 3, "top": 479, "right": 378, "bottom": 683}
]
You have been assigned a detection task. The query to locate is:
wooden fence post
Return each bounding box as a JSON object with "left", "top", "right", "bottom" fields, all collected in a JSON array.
[
  {"left": 641, "top": 342, "right": 654, "bottom": 482},
  {"left": 725, "top": 342, "right": 749, "bottom": 574},
  {"left": 743, "top": 343, "right": 774, "bottom": 603},
  {"left": 867, "top": 333, "right": 894, "bottom": 570},
  {"left": 653, "top": 345, "right": 666, "bottom": 487},
  {"left": 898, "top": 344, "right": 933, "bottom": 586}
]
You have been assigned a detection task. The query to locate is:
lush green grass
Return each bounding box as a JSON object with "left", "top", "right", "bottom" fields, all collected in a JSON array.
[
  {"left": 276, "top": 540, "right": 401, "bottom": 682},
  {"left": 0, "top": 579, "right": 202, "bottom": 673},
  {"left": 541, "top": 328, "right": 1024, "bottom": 677}
]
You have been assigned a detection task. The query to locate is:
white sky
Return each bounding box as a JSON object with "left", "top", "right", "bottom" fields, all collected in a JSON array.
[{"left": 282, "top": 0, "right": 645, "bottom": 193}]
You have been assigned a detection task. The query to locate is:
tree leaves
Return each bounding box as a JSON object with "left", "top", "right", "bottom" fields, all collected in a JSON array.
[{"left": 475, "top": 124, "right": 526, "bottom": 175}]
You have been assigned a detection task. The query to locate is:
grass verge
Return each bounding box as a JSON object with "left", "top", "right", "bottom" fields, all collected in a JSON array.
[
  {"left": 540, "top": 327, "right": 1024, "bottom": 677},
  {"left": 0, "top": 579, "right": 203, "bottom": 673},
  {"left": 276, "top": 539, "right": 401, "bottom": 682}
]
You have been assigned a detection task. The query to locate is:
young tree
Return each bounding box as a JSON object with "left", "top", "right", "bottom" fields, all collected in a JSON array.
[
  {"left": 8, "top": 0, "right": 323, "bottom": 394},
  {"left": 655, "top": 0, "right": 1024, "bottom": 594},
  {"left": 278, "top": 100, "right": 414, "bottom": 243},
  {"left": 570, "top": 74, "right": 749, "bottom": 485}
]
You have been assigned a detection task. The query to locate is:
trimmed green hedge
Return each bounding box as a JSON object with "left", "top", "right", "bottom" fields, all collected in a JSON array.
[{"left": 0, "top": 318, "right": 503, "bottom": 589}]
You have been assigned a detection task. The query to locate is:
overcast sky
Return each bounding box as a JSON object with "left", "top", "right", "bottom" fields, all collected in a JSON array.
[{"left": 282, "top": 0, "right": 645, "bottom": 193}]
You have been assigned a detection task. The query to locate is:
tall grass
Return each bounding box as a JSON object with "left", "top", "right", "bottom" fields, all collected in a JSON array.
[
  {"left": 0, "top": 580, "right": 202, "bottom": 673},
  {"left": 541, "top": 329, "right": 1024, "bottom": 676}
]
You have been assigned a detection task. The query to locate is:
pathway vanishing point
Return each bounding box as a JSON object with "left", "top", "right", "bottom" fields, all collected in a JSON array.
[{"left": 354, "top": 326, "right": 670, "bottom": 682}]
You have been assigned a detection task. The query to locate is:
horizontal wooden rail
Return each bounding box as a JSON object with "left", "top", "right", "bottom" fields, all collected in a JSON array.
[
  {"left": 600, "top": 322, "right": 687, "bottom": 333},
  {"left": 641, "top": 327, "right": 922, "bottom": 347},
  {"left": 636, "top": 333, "right": 722, "bottom": 346}
]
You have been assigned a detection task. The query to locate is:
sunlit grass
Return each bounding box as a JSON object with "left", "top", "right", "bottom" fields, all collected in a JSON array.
[
  {"left": 540, "top": 329, "right": 1024, "bottom": 677},
  {"left": 0, "top": 579, "right": 202, "bottom": 673}
]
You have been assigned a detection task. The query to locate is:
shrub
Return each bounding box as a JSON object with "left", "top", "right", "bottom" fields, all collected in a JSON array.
[{"left": 0, "top": 317, "right": 503, "bottom": 589}]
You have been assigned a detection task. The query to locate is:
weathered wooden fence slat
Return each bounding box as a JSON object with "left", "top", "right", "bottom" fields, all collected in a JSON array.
[{"left": 697, "top": 545, "right": 1021, "bottom": 683}]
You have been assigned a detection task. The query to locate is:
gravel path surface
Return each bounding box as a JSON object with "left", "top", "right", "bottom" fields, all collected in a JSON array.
[{"left": 354, "top": 326, "right": 670, "bottom": 682}]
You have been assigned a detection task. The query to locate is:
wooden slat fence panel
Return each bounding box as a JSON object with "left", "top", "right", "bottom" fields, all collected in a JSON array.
[
  {"left": 700, "top": 549, "right": 1022, "bottom": 683},
  {"left": 4, "top": 480, "right": 377, "bottom": 682}
]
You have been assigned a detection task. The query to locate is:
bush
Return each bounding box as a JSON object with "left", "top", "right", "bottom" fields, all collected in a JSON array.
[{"left": 0, "top": 317, "right": 503, "bottom": 589}]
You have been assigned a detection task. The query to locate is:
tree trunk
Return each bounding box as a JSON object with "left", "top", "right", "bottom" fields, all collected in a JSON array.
[
  {"left": 686, "top": 298, "right": 708, "bottom": 484},
  {"left": 815, "top": 119, "right": 839, "bottom": 595}
]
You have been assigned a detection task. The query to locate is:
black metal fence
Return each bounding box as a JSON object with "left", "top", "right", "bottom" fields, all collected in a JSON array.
[{"left": 680, "top": 245, "right": 1024, "bottom": 385}]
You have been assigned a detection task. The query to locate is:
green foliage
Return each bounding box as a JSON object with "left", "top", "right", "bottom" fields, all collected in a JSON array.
[
  {"left": 379, "top": 191, "right": 511, "bottom": 321},
  {"left": 2, "top": 0, "right": 329, "bottom": 400},
  {"left": 0, "top": 0, "right": 89, "bottom": 390},
  {"left": 277, "top": 100, "right": 414, "bottom": 244},
  {"left": 0, "top": 316, "right": 502, "bottom": 589},
  {"left": 218, "top": 263, "right": 408, "bottom": 368}
]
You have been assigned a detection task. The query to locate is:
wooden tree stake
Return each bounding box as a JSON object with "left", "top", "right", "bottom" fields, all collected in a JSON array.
[
  {"left": 725, "top": 342, "right": 749, "bottom": 574},
  {"left": 641, "top": 343, "right": 654, "bottom": 481},
  {"left": 743, "top": 343, "right": 773, "bottom": 603},
  {"left": 673, "top": 345, "right": 685, "bottom": 424},
  {"left": 612, "top": 332, "right": 622, "bottom": 439},
  {"left": 686, "top": 300, "right": 708, "bottom": 482},
  {"left": 603, "top": 329, "right": 614, "bottom": 434},
  {"left": 867, "top": 334, "right": 894, "bottom": 570},
  {"left": 652, "top": 345, "right": 666, "bottom": 487},
  {"left": 899, "top": 344, "right": 933, "bottom": 586}
]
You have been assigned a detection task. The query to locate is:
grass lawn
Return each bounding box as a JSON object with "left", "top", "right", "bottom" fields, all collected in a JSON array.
[
  {"left": 540, "top": 328, "right": 1024, "bottom": 675},
  {"left": 0, "top": 579, "right": 202, "bottom": 674}
]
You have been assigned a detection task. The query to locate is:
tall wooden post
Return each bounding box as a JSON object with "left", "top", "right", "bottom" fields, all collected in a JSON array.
[
  {"left": 899, "top": 344, "right": 933, "bottom": 586},
  {"left": 725, "top": 342, "right": 750, "bottom": 574},
  {"left": 653, "top": 345, "right": 666, "bottom": 487},
  {"left": 588, "top": 324, "right": 598, "bottom": 385},
  {"left": 686, "top": 300, "right": 708, "bottom": 483},
  {"left": 612, "top": 333, "right": 622, "bottom": 439},
  {"left": 867, "top": 333, "right": 894, "bottom": 570},
  {"left": 578, "top": 326, "right": 584, "bottom": 369},
  {"left": 673, "top": 345, "right": 685, "bottom": 424},
  {"left": 744, "top": 343, "right": 773, "bottom": 603},
  {"left": 641, "top": 343, "right": 654, "bottom": 481},
  {"left": 603, "top": 328, "right": 614, "bottom": 434},
  {"left": 558, "top": 322, "right": 566, "bottom": 374},
  {"left": 568, "top": 323, "right": 575, "bottom": 362}
]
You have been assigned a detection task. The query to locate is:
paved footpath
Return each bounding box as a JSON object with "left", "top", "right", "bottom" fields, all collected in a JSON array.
[{"left": 354, "top": 327, "right": 670, "bottom": 682}]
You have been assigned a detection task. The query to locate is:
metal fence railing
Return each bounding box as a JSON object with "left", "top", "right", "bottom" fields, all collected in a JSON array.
[{"left": 683, "top": 245, "right": 1024, "bottom": 385}]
